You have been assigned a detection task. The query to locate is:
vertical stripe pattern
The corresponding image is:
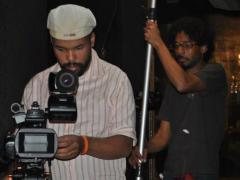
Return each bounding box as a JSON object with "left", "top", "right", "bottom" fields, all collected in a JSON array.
[{"left": 21, "top": 49, "right": 136, "bottom": 180}]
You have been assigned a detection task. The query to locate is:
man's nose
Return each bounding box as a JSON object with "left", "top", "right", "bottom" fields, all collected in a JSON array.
[
  {"left": 66, "top": 50, "right": 75, "bottom": 62},
  {"left": 175, "top": 46, "right": 186, "bottom": 56}
]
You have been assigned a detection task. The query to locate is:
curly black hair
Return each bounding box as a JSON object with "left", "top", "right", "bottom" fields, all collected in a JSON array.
[{"left": 167, "top": 16, "right": 214, "bottom": 62}]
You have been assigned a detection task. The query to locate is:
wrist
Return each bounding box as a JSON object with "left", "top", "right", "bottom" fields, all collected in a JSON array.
[
  {"left": 80, "top": 136, "right": 89, "bottom": 155},
  {"left": 153, "top": 38, "right": 164, "bottom": 49}
]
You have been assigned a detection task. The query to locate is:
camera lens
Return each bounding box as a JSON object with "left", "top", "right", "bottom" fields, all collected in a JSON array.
[
  {"left": 55, "top": 69, "right": 78, "bottom": 93},
  {"left": 59, "top": 72, "right": 75, "bottom": 88},
  {"left": 11, "top": 103, "right": 22, "bottom": 113}
]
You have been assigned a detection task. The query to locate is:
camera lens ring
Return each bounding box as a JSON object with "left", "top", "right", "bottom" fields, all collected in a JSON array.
[
  {"left": 55, "top": 69, "right": 78, "bottom": 92},
  {"left": 11, "top": 103, "right": 22, "bottom": 114},
  {"left": 59, "top": 72, "right": 75, "bottom": 88}
]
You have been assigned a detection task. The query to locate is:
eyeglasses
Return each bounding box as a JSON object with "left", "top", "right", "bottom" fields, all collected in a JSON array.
[{"left": 171, "top": 41, "right": 197, "bottom": 50}]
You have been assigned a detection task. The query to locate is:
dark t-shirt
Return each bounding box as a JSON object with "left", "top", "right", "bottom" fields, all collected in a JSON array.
[{"left": 158, "top": 63, "right": 227, "bottom": 176}]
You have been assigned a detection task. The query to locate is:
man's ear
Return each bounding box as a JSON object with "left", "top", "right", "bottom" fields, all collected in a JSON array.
[
  {"left": 90, "top": 33, "right": 96, "bottom": 47},
  {"left": 201, "top": 45, "right": 208, "bottom": 54}
]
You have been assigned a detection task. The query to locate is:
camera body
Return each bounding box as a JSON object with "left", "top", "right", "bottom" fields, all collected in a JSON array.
[
  {"left": 4, "top": 69, "right": 79, "bottom": 179},
  {"left": 4, "top": 102, "right": 58, "bottom": 179},
  {"left": 47, "top": 69, "right": 79, "bottom": 123},
  {"left": 5, "top": 102, "right": 58, "bottom": 163}
]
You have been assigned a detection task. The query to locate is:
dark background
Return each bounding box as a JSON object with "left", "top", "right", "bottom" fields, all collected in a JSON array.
[{"left": 1, "top": 0, "right": 240, "bottom": 178}]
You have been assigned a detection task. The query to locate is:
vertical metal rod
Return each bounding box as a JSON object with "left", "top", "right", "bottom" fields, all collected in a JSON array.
[{"left": 135, "top": 0, "right": 157, "bottom": 179}]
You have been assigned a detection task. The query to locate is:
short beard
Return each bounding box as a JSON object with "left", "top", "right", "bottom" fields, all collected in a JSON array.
[
  {"left": 175, "top": 54, "right": 201, "bottom": 70},
  {"left": 184, "top": 54, "right": 201, "bottom": 70},
  {"left": 60, "top": 56, "right": 91, "bottom": 77}
]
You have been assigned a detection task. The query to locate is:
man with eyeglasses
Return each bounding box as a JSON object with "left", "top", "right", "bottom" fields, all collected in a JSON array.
[{"left": 129, "top": 17, "right": 227, "bottom": 180}]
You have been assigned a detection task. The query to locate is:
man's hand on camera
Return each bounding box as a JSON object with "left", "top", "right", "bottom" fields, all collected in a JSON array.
[{"left": 55, "top": 135, "right": 84, "bottom": 160}]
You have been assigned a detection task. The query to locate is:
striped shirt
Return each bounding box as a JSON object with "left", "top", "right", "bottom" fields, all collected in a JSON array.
[{"left": 21, "top": 49, "right": 136, "bottom": 180}]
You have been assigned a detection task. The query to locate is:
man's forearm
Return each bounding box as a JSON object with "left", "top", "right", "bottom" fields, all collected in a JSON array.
[
  {"left": 86, "top": 135, "right": 133, "bottom": 159},
  {"left": 154, "top": 40, "right": 189, "bottom": 92},
  {"left": 147, "top": 138, "right": 166, "bottom": 154},
  {"left": 147, "top": 120, "right": 170, "bottom": 154}
]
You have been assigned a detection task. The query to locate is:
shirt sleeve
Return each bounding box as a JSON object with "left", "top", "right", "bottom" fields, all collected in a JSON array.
[
  {"left": 21, "top": 73, "right": 48, "bottom": 111},
  {"left": 197, "top": 63, "right": 227, "bottom": 93},
  {"left": 21, "top": 78, "right": 38, "bottom": 110},
  {"left": 157, "top": 83, "right": 172, "bottom": 122},
  {"left": 108, "top": 73, "right": 137, "bottom": 146}
]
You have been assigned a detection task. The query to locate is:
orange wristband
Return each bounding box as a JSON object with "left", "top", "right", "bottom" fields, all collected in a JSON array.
[{"left": 81, "top": 136, "right": 89, "bottom": 155}]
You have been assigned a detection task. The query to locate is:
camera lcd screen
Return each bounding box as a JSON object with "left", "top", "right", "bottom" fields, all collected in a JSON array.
[
  {"left": 18, "top": 132, "right": 55, "bottom": 154},
  {"left": 24, "top": 134, "right": 48, "bottom": 152}
]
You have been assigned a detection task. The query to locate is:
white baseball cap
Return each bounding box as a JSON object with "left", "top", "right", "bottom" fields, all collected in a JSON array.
[{"left": 47, "top": 4, "right": 96, "bottom": 40}]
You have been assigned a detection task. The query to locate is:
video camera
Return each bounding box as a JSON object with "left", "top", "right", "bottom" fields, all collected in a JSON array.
[
  {"left": 4, "top": 69, "right": 79, "bottom": 179},
  {"left": 47, "top": 68, "right": 79, "bottom": 122}
]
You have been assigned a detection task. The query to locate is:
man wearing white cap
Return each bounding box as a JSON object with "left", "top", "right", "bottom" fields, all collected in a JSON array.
[{"left": 21, "top": 4, "right": 136, "bottom": 180}]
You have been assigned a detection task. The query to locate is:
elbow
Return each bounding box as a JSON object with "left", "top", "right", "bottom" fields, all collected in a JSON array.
[
  {"left": 173, "top": 75, "right": 192, "bottom": 93},
  {"left": 171, "top": 77, "right": 189, "bottom": 93},
  {"left": 175, "top": 83, "right": 189, "bottom": 93}
]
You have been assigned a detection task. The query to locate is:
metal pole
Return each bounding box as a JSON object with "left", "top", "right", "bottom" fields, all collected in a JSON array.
[{"left": 135, "top": 0, "right": 157, "bottom": 179}]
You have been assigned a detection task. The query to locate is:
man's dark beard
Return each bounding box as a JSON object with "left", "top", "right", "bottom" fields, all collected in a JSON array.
[
  {"left": 60, "top": 57, "right": 91, "bottom": 77},
  {"left": 175, "top": 54, "right": 201, "bottom": 70}
]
